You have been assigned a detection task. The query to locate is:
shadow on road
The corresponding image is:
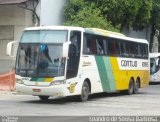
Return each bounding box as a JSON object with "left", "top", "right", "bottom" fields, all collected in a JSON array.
[
  {"left": 22, "top": 91, "right": 143, "bottom": 104},
  {"left": 149, "top": 82, "right": 160, "bottom": 85}
]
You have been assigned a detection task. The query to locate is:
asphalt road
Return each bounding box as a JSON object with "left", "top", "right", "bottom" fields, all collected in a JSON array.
[{"left": 0, "top": 83, "right": 160, "bottom": 122}]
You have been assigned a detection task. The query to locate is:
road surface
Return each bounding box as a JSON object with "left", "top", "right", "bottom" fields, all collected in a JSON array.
[{"left": 0, "top": 83, "right": 160, "bottom": 122}]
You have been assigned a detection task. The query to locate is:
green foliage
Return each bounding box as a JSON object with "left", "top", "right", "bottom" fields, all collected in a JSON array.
[
  {"left": 94, "top": 0, "right": 152, "bottom": 31},
  {"left": 64, "top": 0, "right": 118, "bottom": 31},
  {"left": 151, "top": 0, "right": 160, "bottom": 29},
  {"left": 64, "top": 0, "right": 155, "bottom": 32},
  {"left": 64, "top": 0, "right": 160, "bottom": 51},
  {"left": 132, "top": 0, "right": 152, "bottom": 30}
]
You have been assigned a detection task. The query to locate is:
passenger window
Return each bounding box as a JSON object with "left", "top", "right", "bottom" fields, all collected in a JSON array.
[
  {"left": 96, "top": 39, "right": 105, "bottom": 55},
  {"left": 129, "top": 43, "right": 136, "bottom": 58},
  {"left": 108, "top": 40, "right": 120, "bottom": 56},
  {"left": 83, "top": 33, "right": 97, "bottom": 54},
  {"left": 88, "top": 38, "right": 97, "bottom": 54},
  {"left": 134, "top": 43, "right": 139, "bottom": 58},
  {"left": 103, "top": 39, "right": 108, "bottom": 55},
  {"left": 120, "top": 42, "right": 127, "bottom": 57},
  {"left": 140, "top": 45, "right": 145, "bottom": 58}
]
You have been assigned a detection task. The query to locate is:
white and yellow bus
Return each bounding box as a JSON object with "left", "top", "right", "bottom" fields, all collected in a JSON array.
[
  {"left": 7, "top": 26, "right": 150, "bottom": 101},
  {"left": 150, "top": 53, "right": 160, "bottom": 82}
]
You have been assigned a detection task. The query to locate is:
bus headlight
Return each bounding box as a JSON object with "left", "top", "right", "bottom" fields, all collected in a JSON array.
[
  {"left": 50, "top": 80, "right": 66, "bottom": 86},
  {"left": 16, "top": 78, "right": 24, "bottom": 84}
]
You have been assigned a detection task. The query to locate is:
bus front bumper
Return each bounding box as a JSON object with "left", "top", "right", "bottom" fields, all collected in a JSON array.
[
  {"left": 16, "top": 83, "right": 71, "bottom": 97},
  {"left": 150, "top": 75, "right": 160, "bottom": 82}
]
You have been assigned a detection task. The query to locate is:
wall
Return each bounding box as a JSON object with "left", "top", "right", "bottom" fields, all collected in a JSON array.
[
  {"left": 122, "top": 26, "right": 151, "bottom": 42},
  {"left": 40, "top": 0, "right": 67, "bottom": 26},
  {"left": 0, "top": 5, "right": 33, "bottom": 57},
  {"left": 0, "top": 5, "right": 33, "bottom": 74}
]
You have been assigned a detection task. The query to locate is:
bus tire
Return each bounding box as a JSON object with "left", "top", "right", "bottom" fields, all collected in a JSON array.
[
  {"left": 39, "top": 96, "right": 49, "bottom": 101},
  {"left": 134, "top": 79, "right": 140, "bottom": 94},
  {"left": 127, "top": 78, "right": 134, "bottom": 95},
  {"left": 79, "top": 81, "right": 89, "bottom": 102}
]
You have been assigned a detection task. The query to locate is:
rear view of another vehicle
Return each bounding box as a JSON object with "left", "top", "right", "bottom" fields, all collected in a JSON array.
[{"left": 150, "top": 53, "right": 160, "bottom": 82}]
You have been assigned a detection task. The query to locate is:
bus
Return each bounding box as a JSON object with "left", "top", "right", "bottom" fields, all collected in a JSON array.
[
  {"left": 150, "top": 53, "right": 160, "bottom": 82},
  {"left": 7, "top": 26, "right": 150, "bottom": 102}
]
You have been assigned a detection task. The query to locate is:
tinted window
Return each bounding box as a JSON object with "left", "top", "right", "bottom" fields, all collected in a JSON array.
[
  {"left": 83, "top": 33, "right": 148, "bottom": 59},
  {"left": 67, "top": 31, "right": 81, "bottom": 79}
]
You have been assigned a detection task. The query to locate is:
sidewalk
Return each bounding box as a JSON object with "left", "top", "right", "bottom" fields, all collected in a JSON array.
[{"left": 0, "top": 90, "right": 18, "bottom": 96}]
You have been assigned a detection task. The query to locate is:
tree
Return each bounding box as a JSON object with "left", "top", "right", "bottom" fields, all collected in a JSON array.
[
  {"left": 64, "top": 0, "right": 160, "bottom": 52},
  {"left": 64, "top": 0, "right": 118, "bottom": 31},
  {"left": 94, "top": 0, "right": 152, "bottom": 31},
  {"left": 64, "top": 0, "right": 152, "bottom": 31},
  {"left": 150, "top": 0, "right": 160, "bottom": 52}
]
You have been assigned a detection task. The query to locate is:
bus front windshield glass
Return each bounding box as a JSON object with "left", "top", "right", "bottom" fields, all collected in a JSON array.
[
  {"left": 150, "top": 58, "right": 157, "bottom": 75},
  {"left": 16, "top": 30, "right": 67, "bottom": 77}
]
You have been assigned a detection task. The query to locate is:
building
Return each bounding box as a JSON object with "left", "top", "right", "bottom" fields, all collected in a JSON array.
[{"left": 0, "top": 0, "right": 66, "bottom": 74}]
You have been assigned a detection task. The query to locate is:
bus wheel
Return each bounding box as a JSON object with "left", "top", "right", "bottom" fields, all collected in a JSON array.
[
  {"left": 127, "top": 79, "right": 134, "bottom": 95},
  {"left": 134, "top": 79, "right": 140, "bottom": 94},
  {"left": 39, "top": 96, "right": 49, "bottom": 101},
  {"left": 79, "top": 81, "right": 89, "bottom": 102}
]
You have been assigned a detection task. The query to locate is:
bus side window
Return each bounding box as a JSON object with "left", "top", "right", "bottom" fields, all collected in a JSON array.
[
  {"left": 130, "top": 42, "right": 136, "bottom": 58},
  {"left": 108, "top": 41, "right": 113, "bottom": 56},
  {"left": 120, "top": 42, "right": 127, "bottom": 57},
  {"left": 103, "top": 39, "right": 108, "bottom": 55},
  {"left": 88, "top": 38, "right": 97, "bottom": 54},
  {"left": 144, "top": 45, "right": 149, "bottom": 59},
  {"left": 83, "top": 34, "right": 97, "bottom": 54},
  {"left": 112, "top": 42, "right": 117, "bottom": 55},
  {"left": 96, "top": 39, "right": 104, "bottom": 55},
  {"left": 134, "top": 43, "right": 139, "bottom": 58},
  {"left": 108, "top": 40, "right": 119, "bottom": 56},
  {"left": 137, "top": 45, "right": 141, "bottom": 58},
  {"left": 125, "top": 42, "right": 130, "bottom": 58},
  {"left": 115, "top": 41, "right": 120, "bottom": 56},
  {"left": 83, "top": 35, "right": 88, "bottom": 54},
  {"left": 140, "top": 44, "right": 145, "bottom": 58}
]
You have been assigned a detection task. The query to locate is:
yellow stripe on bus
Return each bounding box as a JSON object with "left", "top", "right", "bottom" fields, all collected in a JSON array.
[
  {"left": 109, "top": 57, "right": 149, "bottom": 90},
  {"left": 44, "top": 78, "right": 54, "bottom": 82}
]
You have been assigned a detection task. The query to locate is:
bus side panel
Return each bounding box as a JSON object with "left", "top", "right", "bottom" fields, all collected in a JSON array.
[
  {"left": 109, "top": 57, "right": 149, "bottom": 90},
  {"left": 109, "top": 57, "right": 128, "bottom": 90},
  {"left": 95, "top": 56, "right": 116, "bottom": 92},
  {"left": 140, "top": 70, "right": 150, "bottom": 87},
  {"left": 81, "top": 56, "right": 104, "bottom": 93}
]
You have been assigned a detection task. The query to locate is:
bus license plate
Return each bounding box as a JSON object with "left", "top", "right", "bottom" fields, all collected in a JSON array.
[{"left": 33, "top": 89, "right": 41, "bottom": 92}]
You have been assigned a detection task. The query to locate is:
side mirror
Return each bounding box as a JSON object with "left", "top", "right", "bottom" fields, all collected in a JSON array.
[
  {"left": 6, "top": 41, "right": 18, "bottom": 58},
  {"left": 62, "top": 41, "right": 71, "bottom": 58}
]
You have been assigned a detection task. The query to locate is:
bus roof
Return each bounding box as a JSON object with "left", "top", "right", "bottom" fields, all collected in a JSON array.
[
  {"left": 85, "top": 28, "right": 148, "bottom": 44},
  {"left": 24, "top": 26, "right": 148, "bottom": 44},
  {"left": 85, "top": 28, "right": 125, "bottom": 36},
  {"left": 149, "top": 53, "right": 160, "bottom": 58},
  {"left": 24, "top": 26, "right": 84, "bottom": 31}
]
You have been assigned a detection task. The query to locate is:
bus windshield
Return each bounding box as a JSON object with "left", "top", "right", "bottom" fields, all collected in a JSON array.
[
  {"left": 150, "top": 58, "right": 156, "bottom": 75},
  {"left": 21, "top": 30, "right": 67, "bottom": 43},
  {"left": 16, "top": 30, "right": 68, "bottom": 77}
]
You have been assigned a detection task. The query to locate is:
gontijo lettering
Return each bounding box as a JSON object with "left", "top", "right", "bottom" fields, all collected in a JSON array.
[{"left": 121, "top": 60, "right": 137, "bottom": 67}]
